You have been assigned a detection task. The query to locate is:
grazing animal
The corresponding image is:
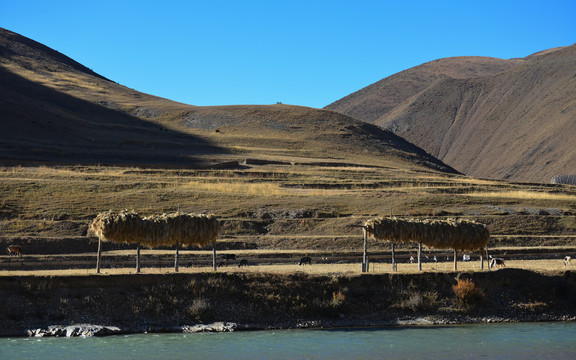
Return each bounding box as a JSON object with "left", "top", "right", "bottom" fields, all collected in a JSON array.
[
  {"left": 6, "top": 245, "right": 22, "bottom": 257},
  {"left": 409, "top": 256, "right": 415, "bottom": 263},
  {"left": 489, "top": 256, "right": 506, "bottom": 269},
  {"left": 218, "top": 254, "right": 236, "bottom": 267},
  {"left": 238, "top": 259, "right": 248, "bottom": 268},
  {"left": 564, "top": 256, "right": 572, "bottom": 266},
  {"left": 299, "top": 256, "right": 312, "bottom": 265}
]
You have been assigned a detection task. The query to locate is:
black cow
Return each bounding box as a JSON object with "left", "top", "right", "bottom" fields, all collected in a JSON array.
[
  {"left": 489, "top": 257, "right": 506, "bottom": 269},
  {"left": 219, "top": 254, "right": 236, "bottom": 266},
  {"left": 238, "top": 259, "right": 249, "bottom": 268},
  {"left": 299, "top": 256, "right": 312, "bottom": 266}
]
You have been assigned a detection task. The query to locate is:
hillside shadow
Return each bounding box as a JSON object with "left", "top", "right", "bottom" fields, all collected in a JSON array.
[{"left": 0, "top": 68, "right": 228, "bottom": 167}]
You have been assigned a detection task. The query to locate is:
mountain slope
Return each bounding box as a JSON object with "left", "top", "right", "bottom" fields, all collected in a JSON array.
[
  {"left": 0, "top": 28, "right": 225, "bottom": 167},
  {"left": 325, "top": 56, "right": 522, "bottom": 123},
  {"left": 326, "top": 46, "right": 576, "bottom": 182},
  {"left": 376, "top": 45, "right": 576, "bottom": 182},
  {"left": 0, "top": 27, "right": 455, "bottom": 173}
]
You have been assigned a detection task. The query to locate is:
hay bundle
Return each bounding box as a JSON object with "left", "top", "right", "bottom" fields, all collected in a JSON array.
[
  {"left": 89, "top": 210, "right": 143, "bottom": 245},
  {"left": 364, "top": 217, "right": 489, "bottom": 251},
  {"left": 89, "top": 210, "right": 220, "bottom": 248},
  {"left": 141, "top": 212, "right": 220, "bottom": 247}
]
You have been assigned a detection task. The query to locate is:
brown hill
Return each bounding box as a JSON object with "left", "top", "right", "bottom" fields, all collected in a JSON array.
[
  {"left": 376, "top": 46, "right": 576, "bottom": 182},
  {"left": 326, "top": 46, "right": 576, "bottom": 182},
  {"left": 0, "top": 27, "right": 455, "bottom": 173},
  {"left": 325, "top": 56, "right": 522, "bottom": 123}
]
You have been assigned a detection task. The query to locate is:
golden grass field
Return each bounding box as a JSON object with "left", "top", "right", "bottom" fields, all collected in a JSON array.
[{"left": 1, "top": 163, "right": 575, "bottom": 278}]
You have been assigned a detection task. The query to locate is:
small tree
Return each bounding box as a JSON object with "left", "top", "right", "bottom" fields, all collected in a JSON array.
[{"left": 453, "top": 279, "right": 484, "bottom": 309}]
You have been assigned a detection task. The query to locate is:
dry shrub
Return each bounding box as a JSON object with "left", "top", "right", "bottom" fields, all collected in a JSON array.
[
  {"left": 514, "top": 301, "right": 549, "bottom": 313},
  {"left": 186, "top": 276, "right": 240, "bottom": 297},
  {"left": 401, "top": 291, "right": 439, "bottom": 312},
  {"left": 331, "top": 290, "right": 346, "bottom": 308},
  {"left": 188, "top": 298, "right": 212, "bottom": 320},
  {"left": 452, "top": 279, "right": 484, "bottom": 309}
]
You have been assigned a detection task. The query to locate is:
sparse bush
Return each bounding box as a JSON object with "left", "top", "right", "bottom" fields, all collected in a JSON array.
[
  {"left": 331, "top": 290, "right": 346, "bottom": 308},
  {"left": 514, "top": 301, "right": 549, "bottom": 313},
  {"left": 452, "top": 279, "right": 483, "bottom": 309},
  {"left": 396, "top": 290, "right": 439, "bottom": 312},
  {"left": 404, "top": 291, "right": 439, "bottom": 312},
  {"left": 188, "top": 298, "right": 211, "bottom": 320}
]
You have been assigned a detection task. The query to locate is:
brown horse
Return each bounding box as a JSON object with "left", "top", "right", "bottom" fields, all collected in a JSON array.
[{"left": 6, "top": 245, "right": 22, "bottom": 257}]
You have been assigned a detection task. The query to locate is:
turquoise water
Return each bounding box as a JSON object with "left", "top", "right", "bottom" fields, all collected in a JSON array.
[{"left": 2, "top": 322, "right": 575, "bottom": 360}]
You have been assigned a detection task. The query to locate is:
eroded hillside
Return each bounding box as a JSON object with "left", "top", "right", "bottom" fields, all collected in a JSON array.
[{"left": 326, "top": 46, "right": 576, "bottom": 182}]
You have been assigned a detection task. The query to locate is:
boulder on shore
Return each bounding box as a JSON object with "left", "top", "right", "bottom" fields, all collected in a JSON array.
[
  {"left": 27, "top": 324, "right": 121, "bottom": 337},
  {"left": 181, "top": 322, "right": 237, "bottom": 333}
]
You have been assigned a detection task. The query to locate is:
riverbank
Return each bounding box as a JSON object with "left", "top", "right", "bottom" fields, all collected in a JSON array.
[{"left": 1, "top": 269, "right": 575, "bottom": 337}]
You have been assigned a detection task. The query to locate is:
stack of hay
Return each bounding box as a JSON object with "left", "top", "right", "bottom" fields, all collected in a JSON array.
[
  {"left": 89, "top": 210, "right": 220, "bottom": 248},
  {"left": 364, "top": 217, "right": 489, "bottom": 251}
]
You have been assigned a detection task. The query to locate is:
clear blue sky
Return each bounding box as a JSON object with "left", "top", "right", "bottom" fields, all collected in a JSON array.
[{"left": 1, "top": 0, "right": 575, "bottom": 108}]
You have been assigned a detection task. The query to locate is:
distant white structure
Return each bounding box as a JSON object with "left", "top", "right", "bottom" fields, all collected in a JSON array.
[{"left": 551, "top": 175, "right": 576, "bottom": 185}]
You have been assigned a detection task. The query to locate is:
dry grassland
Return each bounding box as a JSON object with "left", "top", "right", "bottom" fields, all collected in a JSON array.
[
  {"left": 467, "top": 190, "right": 576, "bottom": 201},
  {"left": 1, "top": 258, "right": 570, "bottom": 277},
  {"left": 1, "top": 164, "right": 575, "bottom": 279}
]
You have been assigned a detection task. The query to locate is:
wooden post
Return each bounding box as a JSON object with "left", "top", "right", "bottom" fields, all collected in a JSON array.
[
  {"left": 391, "top": 242, "right": 396, "bottom": 271},
  {"left": 212, "top": 242, "right": 217, "bottom": 271},
  {"left": 418, "top": 242, "right": 422, "bottom": 271},
  {"left": 480, "top": 250, "right": 484, "bottom": 270},
  {"left": 96, "top": 237, "right": 102, "bottom": 274},
  {"left": 136, "top": 245, "right": 141, "bottom": 273},
  {"left": 362, "top": 227, "right": 368, "bottom": 273},
  {"left": 174, "top": 247, "right": 179, "bottom": 272},
  {"left": 453, "top": 249, "right": 458, "bottom": 271}
]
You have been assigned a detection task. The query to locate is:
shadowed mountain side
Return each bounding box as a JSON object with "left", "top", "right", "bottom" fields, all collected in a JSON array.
[
  {"left": 375, "top": 45, "right": 576, "bottom": 182},
  {"left": 0, "top": 27, "right": 459, "bottom": 174},
  {"left": 0, "top": 27, "right": 199, "bottom": 127},
  {"left": 325, "top": 56, "right": 522, "bottom": 123},
  {"left": 0, "top": 68, "right": 225, "bottom": 167}
]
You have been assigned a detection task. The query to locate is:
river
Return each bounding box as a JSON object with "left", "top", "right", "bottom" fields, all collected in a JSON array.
[{"left": 2, "top": 322, "right": 575, "bottom": 359}]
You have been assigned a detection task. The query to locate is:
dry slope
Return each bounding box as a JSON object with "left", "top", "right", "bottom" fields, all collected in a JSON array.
[
  {"left": 325, "top": 56, "right": 521, "bottom": 123},
  {"left": 326, "top": 46, "right": 576, "bottom": 182},
  {"left": 376, "top": 46, "right": 576, "bottom": 182},
  {"left": 0, "top": 27, "right": 455, "bottom": 173}
]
